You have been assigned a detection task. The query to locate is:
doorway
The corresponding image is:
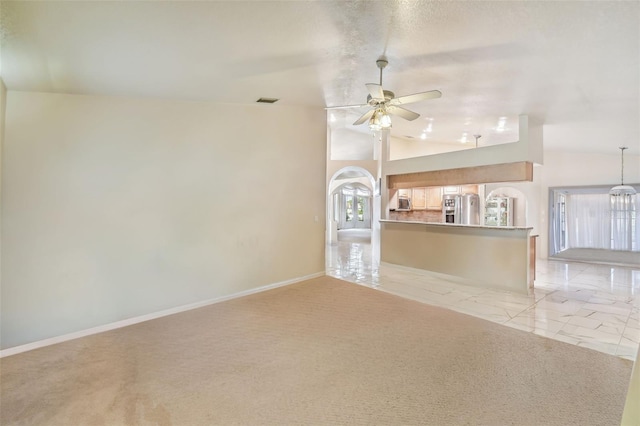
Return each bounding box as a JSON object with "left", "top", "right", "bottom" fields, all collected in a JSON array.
[
  {"left": 337, "top": 184, "right": 371, "bottom": 230},
  {"left": 549, "top": 185, "right": 640, "bottom": 266},
  {"left": 326, "top": 166, "right": 378, "bottom": 245},
  {"left": 326, "top": 166, "right": 380, "bottom": 277}
]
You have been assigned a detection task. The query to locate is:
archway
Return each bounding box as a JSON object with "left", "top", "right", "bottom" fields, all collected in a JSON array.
[
  {"left": 486, "top": 186, "right": 528, "bottom": 227},
  {"left": 327, "top": 166, "right": 377, "bottom": 245},
  {"left": 326, "top": 166, "right": 380, "bottom": 280}
]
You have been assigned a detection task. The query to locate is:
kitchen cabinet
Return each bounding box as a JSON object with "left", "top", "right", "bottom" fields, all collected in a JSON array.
[
  {"left": 390, "top": 186, "right": 477, "bottom": 212},
  {"left": 426, "top": 187, "right": 442, "bottom": 210},
  {"left": 406, "top": 187, "right": 443, "bottom": 210},
  {"left": 398, "top": 189, "right": 411, "bottom": 198},
  {"left": 443, "top": 185, "right": 478, "bottom": 195},
  {"left": 411, "top": 188, "right": 427, "bottom": 210}
]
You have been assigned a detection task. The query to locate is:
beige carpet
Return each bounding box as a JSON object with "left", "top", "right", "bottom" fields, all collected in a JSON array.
[{"left": 1, "top": 276, "right": 633, "bottom": 425}]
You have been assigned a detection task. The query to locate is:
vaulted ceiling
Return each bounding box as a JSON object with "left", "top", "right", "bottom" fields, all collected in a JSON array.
[{"left": 1, "top": 1, "right": 638, "bottom": 154}]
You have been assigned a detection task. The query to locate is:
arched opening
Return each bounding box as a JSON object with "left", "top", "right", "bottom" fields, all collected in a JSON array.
[
  {"left": 326, "top": 166, "right": 380, "bottom": 280},
  {"left": 485, "top": 186, "right": 528, "bottom": 227},
  {"left": 327, "top": 167, "right": 376, "bottom": 244}
]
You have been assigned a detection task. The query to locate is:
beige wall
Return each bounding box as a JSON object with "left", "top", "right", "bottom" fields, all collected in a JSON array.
[
  {"left": 1, "top": 91, "right": 327, "bottom": 349},
  {"left": 0, "top": 79, "right": 5, "bottom": 320},
  {"left": 622, "top": 345, "right": 640, "bottom": 425},
  {"left": 541, "top": 149, "right": 640, "bottom": 187},
  {"left": 390, "top": 136, "right": 476, "bottom": 160}
]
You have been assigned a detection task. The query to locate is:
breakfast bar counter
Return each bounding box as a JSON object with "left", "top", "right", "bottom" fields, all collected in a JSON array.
[{"left": 380, "top": 220, "right": 535, "bottom": 294}]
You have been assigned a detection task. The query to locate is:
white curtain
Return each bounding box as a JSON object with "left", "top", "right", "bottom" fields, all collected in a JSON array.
[
  {"left": 611, "top": 192, "right": 638, "bottom": 251},
  {"left": 566, "top": 194, "right": 611, "bottom": 249},
  {"left": 565, "top": 193, "right": 640, "bottom": 251},
  {"left": 550, "top": 192, "right": 566, "bottom": 255}
]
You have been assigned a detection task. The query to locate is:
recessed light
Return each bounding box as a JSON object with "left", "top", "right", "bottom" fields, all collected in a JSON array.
[
  {"left": 256, "top": 97, "right": 279, "bottom": 103},
  {"left": 420, "top": 133, "right": 427, "bottom": 140}
]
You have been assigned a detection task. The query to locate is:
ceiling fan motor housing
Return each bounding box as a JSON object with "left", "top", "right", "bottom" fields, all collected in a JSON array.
[
  {"left": 367, "top": 90, "right": 395, "bottom": 105},
  {"left": 376, "top": 57, "right": 389, "bottom": 70}
]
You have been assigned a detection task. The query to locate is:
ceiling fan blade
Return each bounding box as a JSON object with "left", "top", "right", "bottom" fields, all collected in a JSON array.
[
  {"left": 387, "top": 106, "right": 420, "bottom": 121},
  {"left": 389, "top": 90, "right": 442, "bottom": 106},
  {"left": 365, "top": 83, "right": 385, "bottom": 101},
  {"left": 352, "top": 109, "right": 375, "bottom": 125},
  {"left": 325, "top": 104, "right": 369, "bottom": 110}
]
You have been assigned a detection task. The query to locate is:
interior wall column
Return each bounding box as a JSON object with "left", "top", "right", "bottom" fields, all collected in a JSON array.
[{"left": 372, "top": 129, "right": 390, "bottom": 266}]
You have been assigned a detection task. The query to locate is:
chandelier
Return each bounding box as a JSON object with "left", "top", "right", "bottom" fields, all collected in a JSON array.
[{"left": 609, "top": 147, "right": 636, "bottom": 196}]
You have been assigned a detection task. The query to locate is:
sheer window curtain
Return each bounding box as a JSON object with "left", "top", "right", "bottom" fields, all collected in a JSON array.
[
  {"left": 566, "top": 194, "right": 611, "bottom": 249},
  {"left": 550, "top": 191, "right": 564, "bottom": 255},
  {"left": 565, "top": 193, "right": 640, "bottom": 251}
]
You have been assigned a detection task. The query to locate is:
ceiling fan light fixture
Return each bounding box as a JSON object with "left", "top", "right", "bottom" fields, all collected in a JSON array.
[
  {"left": 380, "top": 111, "right": 392, "bottom": 128},
  {"left": 369, "top": 109, "right": 392, "bottom": 131},
  {"left": 368, "top": 113, "right": 381, "bottom": 131}
]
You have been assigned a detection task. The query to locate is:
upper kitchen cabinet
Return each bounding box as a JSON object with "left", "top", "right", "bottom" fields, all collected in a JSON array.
[
  {"left": 426, "top": 187, "right": 442, "bottom": 210},
  {"left": 409, "top": 187, "right": 444, "bottom": 210},
  {"left": 412, "top": 188, "right": 427, "bottom": 210}
]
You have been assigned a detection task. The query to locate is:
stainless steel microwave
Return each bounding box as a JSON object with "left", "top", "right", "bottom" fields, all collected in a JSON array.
[{"left": 397, "top": 197, "right": 411, "bottom": 211}]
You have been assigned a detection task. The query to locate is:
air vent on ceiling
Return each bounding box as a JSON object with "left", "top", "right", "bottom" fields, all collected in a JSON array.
[
  {"left": 256, "top": 97, "right": 279, "bottom": 104},
  {"left": 404, "top": 135, "right": 414, "bottom": 139}
]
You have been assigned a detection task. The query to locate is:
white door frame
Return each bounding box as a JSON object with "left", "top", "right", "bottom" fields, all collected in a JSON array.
[{"left": 336, "top": 187, "right": 372, "bottom": 230}]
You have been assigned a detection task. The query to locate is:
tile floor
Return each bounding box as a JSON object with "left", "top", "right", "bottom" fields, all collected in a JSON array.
[{"left": 326, "top": 237, "right": 640, "bottom": 361}]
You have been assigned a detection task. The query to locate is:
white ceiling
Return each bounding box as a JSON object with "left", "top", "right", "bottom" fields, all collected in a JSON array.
[{"left": 1, "top": 1, "right": 638, "bottom": 154}]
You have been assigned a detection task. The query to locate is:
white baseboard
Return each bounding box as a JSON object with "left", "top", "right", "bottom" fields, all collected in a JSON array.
[{"left": 0, "top": 271, "right": 325, "bottom": 358}]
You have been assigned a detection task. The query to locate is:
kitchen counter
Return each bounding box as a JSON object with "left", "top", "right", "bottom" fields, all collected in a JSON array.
[
  {"left": 380, "top": 220, "right": 535, "bottom": 294},
  {"left": 380, "top": 219, "right": 533, "bottom": 231}
]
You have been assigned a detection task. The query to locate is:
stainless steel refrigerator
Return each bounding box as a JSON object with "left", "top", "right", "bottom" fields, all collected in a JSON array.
[
  {"left": 442, "top": 193, "right": 480, "bottom": 225},
  {"left": 458, "top": 193, "right": 480, "bottom": 225}
]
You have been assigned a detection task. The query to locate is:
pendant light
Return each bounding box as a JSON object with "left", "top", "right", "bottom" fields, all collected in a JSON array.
[
  {"left": 609, "top": 146, "right": 636, "bottom": 251},
  {"left": 609, "top": 147, "right": 636, "bottom": 196},
  {"left": 473, "top": 134, "right": 481, "bottom": 148}
]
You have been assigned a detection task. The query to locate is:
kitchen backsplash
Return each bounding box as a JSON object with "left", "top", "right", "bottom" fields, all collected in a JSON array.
[{"left": 389, "top": 209, "right": 442, "bottom": 223}]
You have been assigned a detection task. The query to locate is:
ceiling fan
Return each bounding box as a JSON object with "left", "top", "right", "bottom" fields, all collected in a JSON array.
[{"left": 327, "top": 56, "right": 442, "bottom": 131}]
